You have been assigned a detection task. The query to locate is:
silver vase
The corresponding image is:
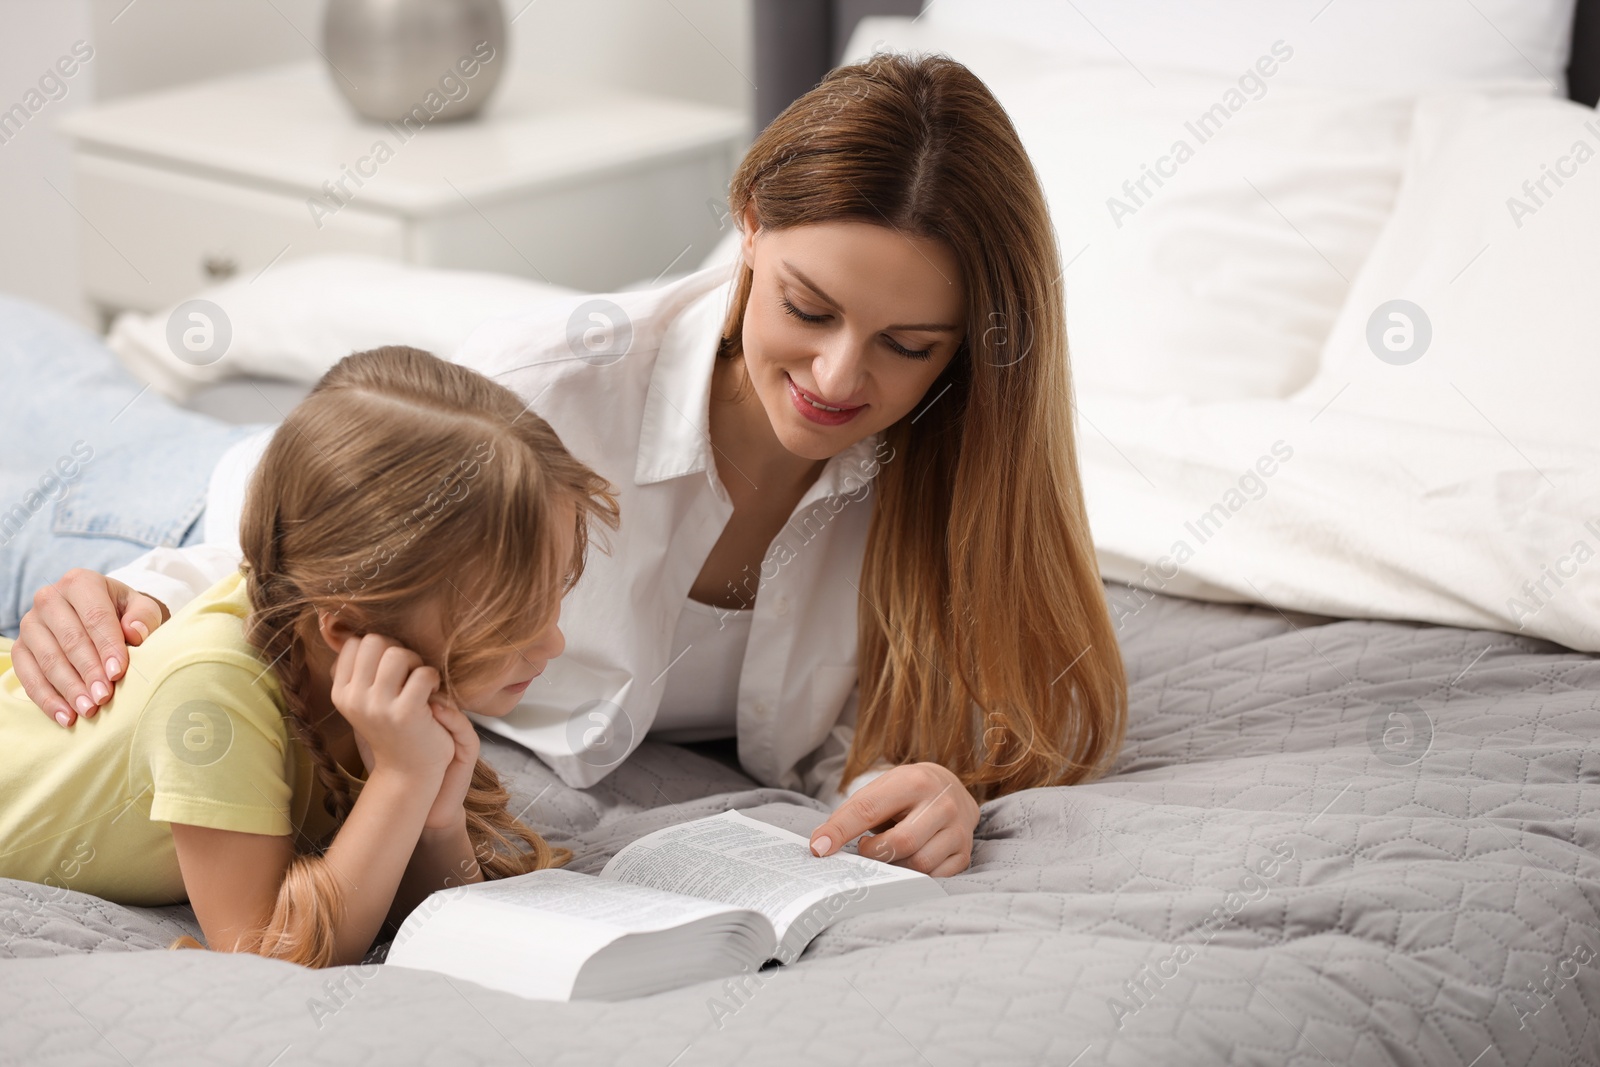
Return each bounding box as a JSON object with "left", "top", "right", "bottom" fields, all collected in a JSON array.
[{"left": 323, "top": 0, "right": 507, "bottom": 123}]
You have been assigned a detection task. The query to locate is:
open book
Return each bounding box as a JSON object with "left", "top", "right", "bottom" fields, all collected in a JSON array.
[{"left": 385, "top": 809, "right": 946, "bottom": 1001}]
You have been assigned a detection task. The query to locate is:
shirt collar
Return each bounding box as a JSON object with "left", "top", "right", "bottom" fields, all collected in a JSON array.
[
  {"left": 634, "top": 270, "right": 731, "bottom": 486},
  {"left": 634, "top": 270, "right": 885, "bottom": 500},
  {"left": 801, "top": 427, "right": 887, "bottom": 506}
]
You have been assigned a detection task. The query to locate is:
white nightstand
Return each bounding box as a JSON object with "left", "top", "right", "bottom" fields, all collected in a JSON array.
[{"left": 58, "top": 62, "right": 748, "bottom": 318}]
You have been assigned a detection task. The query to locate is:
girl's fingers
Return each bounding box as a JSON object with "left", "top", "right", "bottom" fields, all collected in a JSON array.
[
  {"left": 349, "top": 633, "right": 392, "bottom": 688},
  {"left": 372, "top": 644, "right": 423, "bottom": 699},
  {"left": 435, "top": 702, "right": 480, "bottom": 756},
  {"left": 398, "top": 664, "right": 441, "bottom": 711},
  {"left": 331, "top": 631, "right": 360, "bottom": 690},
  {"left": 432, "top": 698, "right": 470, "bottom": 732}
]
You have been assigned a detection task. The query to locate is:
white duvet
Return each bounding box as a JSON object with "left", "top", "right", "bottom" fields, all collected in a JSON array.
[
  {"left": 1098, "top": 90, "right": 1600, "bottom": 657},
  {"left": 1079, "top": 391, "right": 1600, "bottom": 654}
]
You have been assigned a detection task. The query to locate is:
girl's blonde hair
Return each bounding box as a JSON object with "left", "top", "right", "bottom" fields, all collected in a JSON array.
[
  {"left": 718, "top": 52, "right": 1129, "bottom": 802},
  {"left": 171, "top": 345, "right": 619, "bottom": 966}
]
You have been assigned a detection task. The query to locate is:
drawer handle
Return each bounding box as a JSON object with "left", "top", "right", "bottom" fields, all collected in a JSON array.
[{"left": 202, "top": 254, "right": 238, "bottom": 281}]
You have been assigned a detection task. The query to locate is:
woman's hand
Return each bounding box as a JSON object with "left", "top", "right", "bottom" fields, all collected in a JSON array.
[
  {"left": 421, "top": 695, "right": 480, "bottom": 832},
  {"left": 13, "top": 570, "right": 169, "bottom": 727},
  {"left": 809, "top": 762, "right": 979, "bottom": 878},
  {"left": 329, "top": 634, "right": 453, "bottom": 784}
]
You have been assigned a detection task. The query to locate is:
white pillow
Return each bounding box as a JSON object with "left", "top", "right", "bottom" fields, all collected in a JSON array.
[
  {"left": 1290, "top": 92, "right": 1600, "bottom": 448},
  {"left": 107, "top": 255, "right": 577, "bottom": 401},
  {"left": 922, "top": 0, "right": 1576, "bottom": 96},
  {"left": 1021, "top": 69, "right": 1415, "bottom": 400},
  {"left": 846, "top": 20, "right": 1416, "bottom": 400}
]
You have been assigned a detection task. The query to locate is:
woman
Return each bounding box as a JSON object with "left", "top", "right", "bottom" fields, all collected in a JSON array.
[{"left": 5, "top": 53, "right": 1127, "bottom": 878}]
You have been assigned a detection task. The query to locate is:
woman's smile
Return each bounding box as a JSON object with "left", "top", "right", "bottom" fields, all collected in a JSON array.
[{"left": 786, "top": 372, "right": 866, "bottom": 426}]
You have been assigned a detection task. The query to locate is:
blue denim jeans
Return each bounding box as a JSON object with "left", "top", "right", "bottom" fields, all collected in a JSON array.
[{"left": 0, "top": 294, "right": 269, "bottom": 636}]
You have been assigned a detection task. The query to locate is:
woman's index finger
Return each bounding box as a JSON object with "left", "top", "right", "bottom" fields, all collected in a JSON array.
[{"left": 810, "top": 773, "right": 918, "bottom": 854}]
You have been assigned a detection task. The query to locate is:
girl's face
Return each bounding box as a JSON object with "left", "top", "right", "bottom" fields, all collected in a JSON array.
[
  {"left": 395, "top": 503, "right": 575, "bottom": 718},
  {"left": 450, "top": 593, "right": 566, "bottom": 717},
  {"left": 459, "top": 503, "right": 575, "bottom": 717},
  {"left": 737, "top": 214, "right": 968, "bottom": 461}
]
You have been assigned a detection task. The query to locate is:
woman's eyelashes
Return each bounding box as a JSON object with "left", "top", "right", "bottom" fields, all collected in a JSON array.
[
  {"left": 885, "top": 336, "right": 933, "bottom": 361},
  {"left": 778, "top": 295, "right": 934, "bottom": 361},
  {"left": 779, "top": 295, "right": 827, "bottom": 324}
]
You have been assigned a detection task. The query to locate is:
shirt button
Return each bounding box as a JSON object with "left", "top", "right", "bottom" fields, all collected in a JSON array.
[
  {"left": 775, "top": 597, "right": 790, "bottom": 617},
  {"left": 754, "top": 701, "right": 768, "bottom": 715}
]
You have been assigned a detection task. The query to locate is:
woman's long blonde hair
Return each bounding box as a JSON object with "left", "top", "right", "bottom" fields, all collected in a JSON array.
[
  {"left": 171, "top": 345, "right": 619, "bottom": 966},
  {"left": 718, "top": 53, "right": 1128, "bottom": 802}
]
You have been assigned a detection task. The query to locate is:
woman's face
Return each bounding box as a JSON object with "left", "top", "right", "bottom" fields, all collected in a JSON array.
[{"left": 738, "top": 214, "right": 967, "bottom": 461}]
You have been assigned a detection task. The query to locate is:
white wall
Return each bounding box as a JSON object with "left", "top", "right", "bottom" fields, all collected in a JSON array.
[
  {"left": 0, "top": 0, "right": 752, "bottom": 325},
  {"left": 0, "top": 1, "right": 96, "bottom": 322}
]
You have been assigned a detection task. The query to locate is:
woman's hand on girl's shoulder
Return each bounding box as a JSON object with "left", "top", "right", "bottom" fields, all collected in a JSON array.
[
  {"left": 330, "top": 634, "right": 453, "bottom": 783},
  {"left": 809, "top": 762, "right": 979, "bottom": 878},
  {"left": 15, "top": 570, "right": 168, "bottom": 727}
]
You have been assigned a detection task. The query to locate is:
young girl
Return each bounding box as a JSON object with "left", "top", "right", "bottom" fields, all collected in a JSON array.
[{"left": 0, "top": 346, "right": 620, "bottom": 967}]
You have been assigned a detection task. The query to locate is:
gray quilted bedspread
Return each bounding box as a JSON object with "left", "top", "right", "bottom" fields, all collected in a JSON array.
[{"left": 3, "top": 584, "right": 1598, "bottom": 1066}]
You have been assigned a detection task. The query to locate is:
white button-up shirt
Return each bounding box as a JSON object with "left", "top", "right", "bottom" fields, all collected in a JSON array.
[
  {"left": 453, "top": 265, "right": 893, "bottom": 799},
  {"left": 109, "top": 265, "right": 893, "bottom": 803}
]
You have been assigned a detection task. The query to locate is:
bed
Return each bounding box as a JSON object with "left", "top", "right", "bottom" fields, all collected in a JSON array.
[
  {"left": 4, "top": 585, "right": 1597, "bottom": 1063},
  {"left": 5, "top": 3, "right": 1600, "bottom": 1064}
]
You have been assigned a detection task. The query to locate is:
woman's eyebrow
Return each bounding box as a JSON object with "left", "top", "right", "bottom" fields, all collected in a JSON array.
[
  {"left": 782, "top": 261, "right": 961, "bottom": 332},
  {"left": 782, "top": 262, "right": 843, "bottom": 308}
]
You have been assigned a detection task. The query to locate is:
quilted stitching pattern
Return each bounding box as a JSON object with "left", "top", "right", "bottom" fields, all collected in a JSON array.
[{"left": 2, "top": 583, "right": 1596, "bottom": 1066}]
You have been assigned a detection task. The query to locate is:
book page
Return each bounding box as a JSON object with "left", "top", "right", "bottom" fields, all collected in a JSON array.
[
  {"left": 466, "top": 867, "right": 746, "bottom": 931},
  {"left": 599, "top": 810, "right": 925, "bottom": 953}
]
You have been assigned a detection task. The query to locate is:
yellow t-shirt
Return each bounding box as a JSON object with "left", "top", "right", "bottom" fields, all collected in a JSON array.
[{"left": 0, "top": 571, "right": 365, "bottom": 907}]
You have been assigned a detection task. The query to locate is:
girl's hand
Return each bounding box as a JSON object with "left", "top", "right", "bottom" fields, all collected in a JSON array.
[
  {"left": 330, "top": 634, "right": 452, "bottom": 782},
  {"left": 352, "top": 730, "right": 375, "bottom": 781},
  {"left": 422, "top": 695, "right": 480, "bottom": 832},
  {"left": 809, "top": 762, "right": 979, "bottom": 878}
]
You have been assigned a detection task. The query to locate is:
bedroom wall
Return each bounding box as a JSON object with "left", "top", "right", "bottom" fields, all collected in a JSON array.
[
  {"left": 0, "top": 0, "right": 97, "bottom": 324},
  {"left": 0, "top": 0, "right": 754, "bottom": 325}
]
